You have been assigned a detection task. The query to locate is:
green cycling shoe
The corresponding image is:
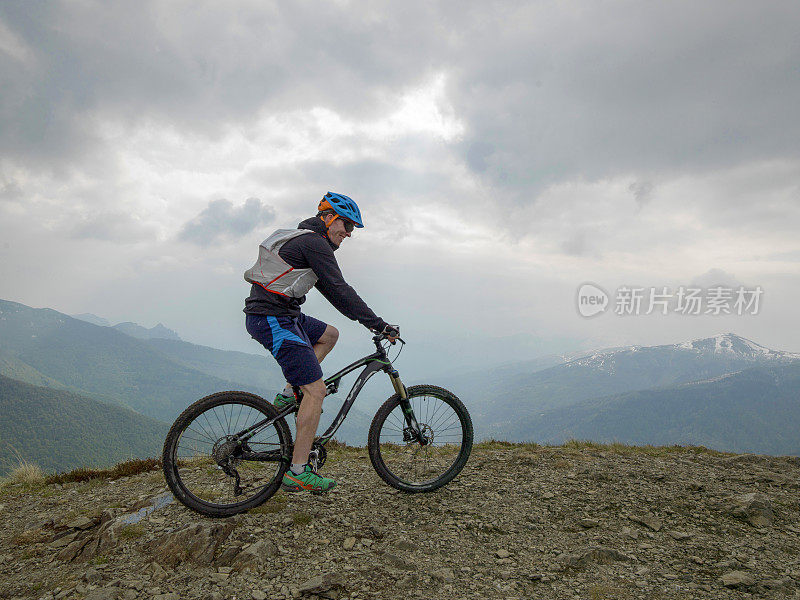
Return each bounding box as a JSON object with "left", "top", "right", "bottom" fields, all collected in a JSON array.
[
  {"left": 281, "top": 464, "right": 337, "bottom": 493},
  {"left": 273, "top": 391, "right": 322, "bottom": 413},
  {"left": 273, "top": 392, "right": 297, "bottom": 410}
]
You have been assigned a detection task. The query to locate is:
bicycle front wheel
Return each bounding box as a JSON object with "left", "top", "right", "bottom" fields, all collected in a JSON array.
[
  {"left": 368, "top": 385, "right": 472, "bottom": 493},
  {"left": 162, "top": 391, "right": 291, "bottom": 517}
]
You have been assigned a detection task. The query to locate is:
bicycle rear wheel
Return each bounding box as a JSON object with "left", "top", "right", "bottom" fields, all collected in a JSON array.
[
  {"left": 368, "top": 385, "right": 472, "bottom": 493},
  {"left": 162, "top": 391, "right": 291, "bottom": 517}
]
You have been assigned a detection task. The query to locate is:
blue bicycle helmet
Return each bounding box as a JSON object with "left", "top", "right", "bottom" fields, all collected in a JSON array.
[{"left": 318, "top": 192, "right": 364, "bottom": 228}]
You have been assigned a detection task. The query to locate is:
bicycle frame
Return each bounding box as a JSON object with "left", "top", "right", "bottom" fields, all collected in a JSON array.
[{"left": 235, "top": 335, "right": 421, "bottom": 459}]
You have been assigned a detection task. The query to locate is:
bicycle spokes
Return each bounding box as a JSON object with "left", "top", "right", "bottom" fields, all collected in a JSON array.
[
  {"left": 172, "top": 400, "right": 285, "bottom": 507},
  {"left": 374, "top": 391, "right": 466, "bottom": 486}
]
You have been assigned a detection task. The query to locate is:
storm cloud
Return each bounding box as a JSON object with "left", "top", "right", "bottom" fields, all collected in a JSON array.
[
  {"left": 179, "top": 198, "right": 275, "bottom": 246},
  {"left": 70, "top": 210, "right": 159, "bottom": 243},
  {"left": 0, "top": 0, "right": 798, "bottom": 367}
]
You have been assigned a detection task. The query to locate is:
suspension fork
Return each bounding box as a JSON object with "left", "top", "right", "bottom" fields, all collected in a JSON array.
[{"left": 389, "top": 369, "right": 426, "bottom": 443}]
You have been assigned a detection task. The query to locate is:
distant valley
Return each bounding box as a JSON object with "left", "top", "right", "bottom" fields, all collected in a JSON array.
[
  {"left": 0, "top": 374, "right": 167, "bottom": 473},
  {"left": 0, "top": 299, "right": 379, "bottom": 473},
  {"left": 446, "top": 332, "right": 800, "bottom": 455},
  {"left": 515, "top": 361, "right": 800, "bottom": 454},
  {"left": 2, "top": 297, "right": 798, "bottom": 473}
]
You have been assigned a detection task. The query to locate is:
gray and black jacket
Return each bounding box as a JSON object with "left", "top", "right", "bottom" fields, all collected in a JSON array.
[{"left": 243, "top": 217, "right": 386, "bottom": 331}]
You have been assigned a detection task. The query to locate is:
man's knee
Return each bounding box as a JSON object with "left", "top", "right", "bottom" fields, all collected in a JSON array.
[
  {"left": 300, "top": 378, "right": 326, "bottom": 402},
  {"left": 319, "top": 325, "right": 339, "bottom": 347}
]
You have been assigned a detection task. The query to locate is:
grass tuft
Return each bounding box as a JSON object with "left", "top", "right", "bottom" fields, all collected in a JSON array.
[
  {"left": 12, "top": 528, "right": 50, "bottom": 545},
  {"left": 8, "top": 460, "right": 45, "bottom": 486},
  {"left": 476, "top": 439, "right": 517, "bottom": 450},
  {"left": 119, "top": 524, "right": 145, "bottom": 540},
  {"left": 552, "top": 439, "right": 731, "bottom": 457},
  {"left": 45, "top": 457, "right": 161, "bottom": 485},
  {"left": 325, "top": 438, "right": 350, "bottom": 450},
  {"left": 0, "top": 448, "right": 46, "bottom": 491},
  {"left": 249, "top": 502, "right": 285, "bottom": 515},
  {"left": 292, "top": 511, "right": 313, "bottom": 525}
]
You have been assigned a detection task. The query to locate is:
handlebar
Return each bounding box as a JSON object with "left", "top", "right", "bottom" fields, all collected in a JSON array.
[{"left": 372, "top": 332, "right": 405, "bottom": 346}]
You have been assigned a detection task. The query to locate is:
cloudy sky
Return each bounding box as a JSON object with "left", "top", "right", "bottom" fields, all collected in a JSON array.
[{"left": 1, "top": 1, "right": 798, "bottom": 376}]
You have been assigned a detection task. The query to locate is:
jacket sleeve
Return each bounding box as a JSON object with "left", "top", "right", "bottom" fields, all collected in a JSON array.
[{"left": 302, "top": 238, "right": 385, "bottom": 330}]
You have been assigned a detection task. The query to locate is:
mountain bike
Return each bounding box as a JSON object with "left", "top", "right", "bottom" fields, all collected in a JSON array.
[{"left": 162, "top": 331, "right": 473, "bottom": 517}]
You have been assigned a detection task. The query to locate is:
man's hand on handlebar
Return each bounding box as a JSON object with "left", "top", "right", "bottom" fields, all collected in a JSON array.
[{"left": 372, "top": 323, "right": 400, "bottom": 343}]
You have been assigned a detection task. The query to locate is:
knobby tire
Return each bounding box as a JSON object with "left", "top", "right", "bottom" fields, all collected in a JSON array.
[
  {"left": 162, "top": 391, "right": 291, "bottom": 517},
  {"left": 368, "top": 385, "right": 472, "bottom": 493}
]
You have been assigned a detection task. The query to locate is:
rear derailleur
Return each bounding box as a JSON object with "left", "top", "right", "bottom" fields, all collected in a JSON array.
[{"left": 212, "top": 435, "right": 247, "bottom": 496}]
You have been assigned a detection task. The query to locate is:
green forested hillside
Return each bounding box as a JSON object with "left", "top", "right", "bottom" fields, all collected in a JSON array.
[
  {"left": 0, "top": 348, "right": 68, "bottom": 390},
  {"left": 0, "top": 375, "right": 167, "bottom": 474},
  {"left": 144, "top": 338, "right": 284, "bottom": 392},
  {"left": 515, "top": 362, "right": 800, "bottom": 455},
  {"left": 0, "top": 299, "right": 272, "bottom": 422},
  {"left": 0, "top": 299, "right": 377, "bottom": 452}
]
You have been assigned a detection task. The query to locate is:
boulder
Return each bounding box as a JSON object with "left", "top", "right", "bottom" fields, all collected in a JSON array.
[
  {"left": 729, "top": 492, "right": 774, "bottom": 527},
  {"left": 383, "top": 552, "right": 416, "bottom": 571},
  {"left": 297, "top": 573, "right": 346, "bottom": 595},
  {"left": 83, "top": 588, "right": 120, "bottom": 600},
  {"left": 431, "top": 568, "right": 455, "bottom": 582},
  {"left": 66, "top": 516, "right": 97, "bottom": 530},
  {"left": 148, "top": 522, "right": 235, "bottom": 567},
  {"left": 559, "top": 546, "right": 634, "bottom": 569},
  {"left": 629, "top": 513, "right": 662, "bottom": 531},
  {"left": 233, "top": 539, "right": 278, "bottom": 570},
  {"left": 720, "top": 571, "right": 756, "bottom": 588},
  {"left": 56, "top": 537, "right": 91, "bottom": 562}
]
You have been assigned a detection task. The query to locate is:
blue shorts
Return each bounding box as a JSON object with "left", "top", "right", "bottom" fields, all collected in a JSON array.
[{"left": 245, "top": 313, "right": 328, "bottom": 387}]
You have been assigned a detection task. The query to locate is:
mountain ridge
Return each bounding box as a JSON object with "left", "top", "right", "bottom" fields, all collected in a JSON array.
[
  {"left": 0, "top": 298, "right": 275, "bottom": 422},
  {"left": 504, "top": 361, "right": 800, "bottom": 454},
  {"left": 452, "top": 332, "right": 800, "bottom": 452},
  {"left": 0, "top": 374, "right": 167, "bottom": 474}
]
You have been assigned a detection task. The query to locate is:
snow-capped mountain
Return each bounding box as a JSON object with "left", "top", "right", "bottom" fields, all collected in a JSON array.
[
  {"left": 458, "top": 333, "right": 799, "bottom": 441},
  {"left": 677, "top": 332, "right": 800, "bottom": 360},
  {"left": 517, "top": 360, "right": 800, "bottom": 455},
  {"left": 564, "top": 333, "right": 799, "bottom": 375}
]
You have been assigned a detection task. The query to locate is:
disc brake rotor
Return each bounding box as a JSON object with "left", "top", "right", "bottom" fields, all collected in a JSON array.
[{"left": 418, "top": 424, "right": 433, "bottom": 446}]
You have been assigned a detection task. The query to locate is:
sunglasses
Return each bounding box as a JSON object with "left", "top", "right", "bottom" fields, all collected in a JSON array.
[{"left": 338, "top": 217, "right": 355, "bottom": 233}]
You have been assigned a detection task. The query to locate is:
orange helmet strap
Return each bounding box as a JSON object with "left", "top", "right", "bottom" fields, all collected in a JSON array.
[{"left": 320, "top": 213, "right": 337, "bottom": 231}]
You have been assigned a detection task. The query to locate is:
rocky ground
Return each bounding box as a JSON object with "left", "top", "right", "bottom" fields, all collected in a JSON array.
[{"left": 1, "top": 442, "right": 800, "bottom": 600}]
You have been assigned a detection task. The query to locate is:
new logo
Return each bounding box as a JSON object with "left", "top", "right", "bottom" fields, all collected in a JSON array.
[{"left": 577, "top": 283, "right": 609, "bottom": 318}]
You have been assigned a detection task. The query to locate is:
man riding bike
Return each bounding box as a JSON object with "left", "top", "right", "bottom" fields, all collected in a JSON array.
[{"left": 244, "top": 192, "right": 398, "bottom": 493}]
